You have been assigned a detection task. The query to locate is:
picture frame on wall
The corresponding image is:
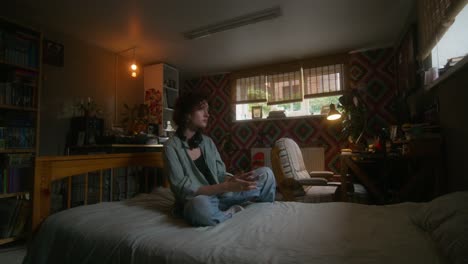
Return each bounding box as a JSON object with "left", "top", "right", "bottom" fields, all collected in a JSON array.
[
  {"left": 43, "top": 39, "right": 64, "bottom": 67},
  {"left": 165, "top": 88, "right": 178, "bottom": 109},
  {"left": 252, "top": 106, "right": 262, "bottom": 119},
  {"left": 77, "top": 132, "right": 85, "bottom": 146}
]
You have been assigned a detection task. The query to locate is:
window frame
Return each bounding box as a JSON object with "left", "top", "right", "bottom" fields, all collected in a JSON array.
[{"left": 231, "top": 54, "right": 348, "bottom": 121}]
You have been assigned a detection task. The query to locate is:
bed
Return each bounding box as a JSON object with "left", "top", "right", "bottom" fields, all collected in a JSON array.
[{"left": 24, "top": 153, "right": 467, "bottom": 264}]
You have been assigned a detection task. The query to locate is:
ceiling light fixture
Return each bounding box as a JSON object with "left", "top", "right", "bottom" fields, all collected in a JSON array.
[
  {"left": 130, "top": 47, "right": 138, "bottom": 78},
  {"left": 183, "top": 6, "right": 282, "bottom": 40}
]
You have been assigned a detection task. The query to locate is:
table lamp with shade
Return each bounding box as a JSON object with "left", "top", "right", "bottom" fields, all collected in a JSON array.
[{"left": 326, "top": 103, "right": 342, "bottom": 120}]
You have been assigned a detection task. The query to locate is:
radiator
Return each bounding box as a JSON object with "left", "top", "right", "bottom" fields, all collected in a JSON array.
[
  {"left": 301, "top": 147, "right": 325, "bottom": 171},
  {"left": 251, "top": 147, "right": 325, "bottom": 171}
]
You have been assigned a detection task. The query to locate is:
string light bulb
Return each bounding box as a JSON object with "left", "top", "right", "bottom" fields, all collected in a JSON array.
[{"left": 130, "top": 47, "right": 138, "bottom": 78}]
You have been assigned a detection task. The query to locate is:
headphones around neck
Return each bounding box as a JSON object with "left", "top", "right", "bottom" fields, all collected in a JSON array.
[
  {"left": 188, "top": 132, "right": 203, "bottom": 149},
  {"left": 177, "top": 130, "right": 203, "bottom": 149}
]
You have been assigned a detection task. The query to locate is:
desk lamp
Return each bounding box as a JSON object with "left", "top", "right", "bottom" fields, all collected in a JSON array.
[{"left": 327, "top": 103, "right": 341, "bottom": 120}]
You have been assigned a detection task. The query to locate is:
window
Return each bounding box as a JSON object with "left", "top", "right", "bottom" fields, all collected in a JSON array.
[
  {"left": 233, "top": 76, "right": 267, "bottom": 104},
  {"left": 417, "top": 0, "right": 467, "bottom": 60},
  {"left": 235, "top": 95, "right": 341, "bottom": 121},
  {"left": 266, "top": 70, "right": 302, "bottom": 105},
  {"left": 233, "top": 62, "right": 345, "bottom": 121},
  {"left": 431, "top": 4, "right": 468, "bottom": 69},
  {"left": 303, "top": 64, "right": 344, "bottom": 98}
]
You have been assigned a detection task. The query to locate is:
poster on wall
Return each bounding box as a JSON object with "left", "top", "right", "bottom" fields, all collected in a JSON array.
[
  {"left": 251, "top": 148, "right": 272, "bottom": 169},
  {"left": 43, "top": 39, "right": 64, "bottom": 67}
]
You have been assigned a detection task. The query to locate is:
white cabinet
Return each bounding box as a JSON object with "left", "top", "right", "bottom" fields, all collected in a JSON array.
[{"left": 143, "top": 63, "right": 179, "bottom": 135}]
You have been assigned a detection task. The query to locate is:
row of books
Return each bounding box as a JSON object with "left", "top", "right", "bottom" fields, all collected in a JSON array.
[
  {"left": 0, "top": 108, "right": 35, "bottom": 127},
  {"left": 3, "top": 153, "right": 34, "bottom": 167},
  {"left": 0, "top": 167, "right": 32, "bottom": 193},
  {"left": 0, "top": 127, "right": 35, "bottom": 149},
  {"left": 0, "top": 69, "right": 37, "bottom": 107},
  {"left": 401, "top": 123, "right": 441, "bottom": 141},
  {"left": 0, "top": 197, "right": 31, "bottom": 238},
  {"left": 0, "top": 28, "right": 39, "bottom": 69},
  {"left": 1, "top": 154, "right": 33, "bottom": 193},
  {"left": 0, "top": 82, "right": 35, "bottom": 107}
]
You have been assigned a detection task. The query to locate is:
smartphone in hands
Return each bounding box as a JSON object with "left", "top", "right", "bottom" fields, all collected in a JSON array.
[
  {"left": 235, "top": 170, "right": 260, "bottom": 181},
  {"left": 245, "top": 172, "right": 260, "bottom": 181}
]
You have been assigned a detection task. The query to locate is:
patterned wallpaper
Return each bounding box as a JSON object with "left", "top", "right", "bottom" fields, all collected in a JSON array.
[{"left": 183, "top": 48, "right": 398, "bottom": 173}]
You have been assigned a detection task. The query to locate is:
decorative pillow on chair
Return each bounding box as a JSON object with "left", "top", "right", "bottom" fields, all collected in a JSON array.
[
  {"left": 411, "top": 191, "right": 468, "bottom": 264},
  {"left": 276, "top": 138, "right": 311, "bottom": 181}
]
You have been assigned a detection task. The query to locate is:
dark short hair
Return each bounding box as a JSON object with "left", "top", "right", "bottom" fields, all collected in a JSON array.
[{"left": 172, "top": 90, "right": 209, "bottom": 129}]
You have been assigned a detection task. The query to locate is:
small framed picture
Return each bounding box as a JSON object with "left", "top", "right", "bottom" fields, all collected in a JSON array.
[
  {"left": 43, "top": 39, "right": 64, "bottom": 67},
  {"left": 165, "top": 88, "right": 178, "bottom": 109},
  {"left": 77, "top": 132, "right": 85, "bottom": 146},
  {"left": 251, "top": 106, "right": 262, "bottom": 119}
]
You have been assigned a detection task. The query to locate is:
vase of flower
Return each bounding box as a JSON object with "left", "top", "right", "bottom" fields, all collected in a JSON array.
[{"left": 121, "top": 103, "right": 156, "bottom": 135}]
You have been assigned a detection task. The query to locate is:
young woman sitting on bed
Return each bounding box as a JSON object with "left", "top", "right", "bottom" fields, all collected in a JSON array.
[{"left": 164, "top": 91, "right": 276, "bottom": 226}]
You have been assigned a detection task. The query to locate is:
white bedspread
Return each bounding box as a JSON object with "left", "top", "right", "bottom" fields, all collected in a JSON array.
[{"left": 24, "top": 188, "right": 447, "bottom": 264}]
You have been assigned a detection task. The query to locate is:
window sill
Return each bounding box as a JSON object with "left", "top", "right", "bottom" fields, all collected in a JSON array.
[
  {"left": 233, "top": 114, "right": 328, "bottom": 123},
  {"left": 425, "top": 55, "right": 468, "bottom": 91}
]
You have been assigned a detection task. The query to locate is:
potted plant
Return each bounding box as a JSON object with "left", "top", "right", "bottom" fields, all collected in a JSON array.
[
  {"left": 338, "top": 89, "right": 367, "bottom": 149},
  {"left": 121, "top": 103, "right": 155, "bottom": 135},
  {"left": 74, "top": 97, "right": 102, "bottom": 117}
]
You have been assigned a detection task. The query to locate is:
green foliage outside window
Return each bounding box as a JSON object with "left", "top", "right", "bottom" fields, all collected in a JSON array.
[{"left": 242, "top": 94, "right": 341, "bottom": 119}]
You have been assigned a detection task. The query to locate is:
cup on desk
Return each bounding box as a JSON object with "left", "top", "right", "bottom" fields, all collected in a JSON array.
[
  {"left": 424, "top": 67, "right": 439, "bottom": 85},
  {"left": 390, "top": 125, "right": 398, "bottom": 141}
]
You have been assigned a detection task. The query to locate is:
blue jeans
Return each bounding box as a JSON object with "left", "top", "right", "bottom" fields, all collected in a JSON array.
[{"left": 183, "top": 167, "right": 276, "bottom": 226}]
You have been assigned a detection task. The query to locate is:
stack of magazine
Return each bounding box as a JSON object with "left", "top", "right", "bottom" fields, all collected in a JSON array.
[
  {"left": 0, "top": 196, "right": 30, "bottom": 238},
  {"left": 267, "top": 110, "right": 286, "bottom": 119}
]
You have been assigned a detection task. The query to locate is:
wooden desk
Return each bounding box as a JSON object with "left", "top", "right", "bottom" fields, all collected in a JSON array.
[
  {"left": 340, "top": 152, "right": 387, "bottom": 203},
  {"left": 340, "top": 138, "right": 443, "bottom": 204}
]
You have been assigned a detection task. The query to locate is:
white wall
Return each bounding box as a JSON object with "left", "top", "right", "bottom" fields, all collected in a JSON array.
[{"left": 38, "top": 30, "right": 144, "bottom": 155}]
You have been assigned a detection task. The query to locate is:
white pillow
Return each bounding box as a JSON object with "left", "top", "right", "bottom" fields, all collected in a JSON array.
[
  {"left": 411, "top": 191, "right": 468, "bottom": 264},
  {"left": 432, "top": 211, "right": 468, "bottom": 264},
  {"left": 411, "top": 191, "right": 468, "bottom": 231}
]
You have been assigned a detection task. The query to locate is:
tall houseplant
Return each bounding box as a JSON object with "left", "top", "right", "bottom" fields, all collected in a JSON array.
[{"left": 338, "top": 89, "right": 367, "bottom": 147}]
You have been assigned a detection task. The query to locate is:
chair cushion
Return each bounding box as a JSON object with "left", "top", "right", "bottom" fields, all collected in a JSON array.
[
  {"left": 297, "top": 178, "right": 328, "bottom": 186},
  {"left": 280, "top": 178, "right": 306, "bottom": 197},
  {"left": 275, "top": 138, "right": 309, "bottom": 180},
  {"left": 309, "top": 171, "right": 334, "bottom": 178},
  {"left": 300, "top": 185, "right": 338, "bottom": 203}
]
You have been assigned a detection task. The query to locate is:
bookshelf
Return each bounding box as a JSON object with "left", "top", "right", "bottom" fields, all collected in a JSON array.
[
  {"left": 0, "top": 17, "right": 41, "bottom": 245},
  {"left": 143, "top": 63, "right": 179, "bottom": 136}
]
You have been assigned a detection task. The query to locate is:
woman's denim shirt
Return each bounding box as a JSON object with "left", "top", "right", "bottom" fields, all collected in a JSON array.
[{"left": 163, "top": 134, "right": 229, "bottom": 203}]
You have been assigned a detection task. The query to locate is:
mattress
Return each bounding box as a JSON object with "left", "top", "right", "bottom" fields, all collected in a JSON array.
[{"left": 24, "top": 188, "right": 447, "bottom": 264}]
